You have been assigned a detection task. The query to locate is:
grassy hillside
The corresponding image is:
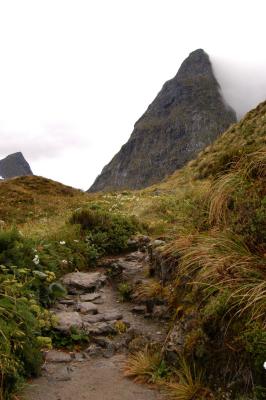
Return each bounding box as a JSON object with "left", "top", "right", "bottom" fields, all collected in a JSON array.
[
  {"left": 89, "top": 101, "right": 266, "bottom": 398},
  {"left": 0, "top": 101, "right": 265, "bottom": 399},
  {"left": 0, "top": 175, "right": 88, "bottom": 225},
  {"left": 125, "top": 101, "right": 266, "bottom": 398}
]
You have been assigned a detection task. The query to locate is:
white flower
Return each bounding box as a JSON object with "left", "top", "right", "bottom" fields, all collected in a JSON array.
[
  {"left": 61, "top": 259, "right": 68, "bottom": 265},
  {"left": 59, "top": 241, "right": 66, "bottom": 245},
  {"left": 263, "top": 361, "right": 266, "bottom": 370},
  {"left": 32, "top": 255, "right": 40, "bottom": 265},
  {"left": 73, "top": 239, "right": 79, "bottom": 243}
]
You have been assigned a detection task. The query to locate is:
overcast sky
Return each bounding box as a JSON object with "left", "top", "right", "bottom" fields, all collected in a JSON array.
[{"left": 0, "top": 0, "right": 265, "bottom": 190}]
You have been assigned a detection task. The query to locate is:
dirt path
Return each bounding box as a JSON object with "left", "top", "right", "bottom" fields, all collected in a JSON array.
[
  {"left": 25, "top": 355, "right": 164, "bottom": 400},
  {"left": 22, "top": 250, "right": 167, "bottom": 400}
]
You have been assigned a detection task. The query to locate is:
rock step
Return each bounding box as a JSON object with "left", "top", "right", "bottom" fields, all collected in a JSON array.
[
  {"left": 82, "top": 311, "right": 122, "bottom": 323},
  {"left": 54, "top": 311, "right": 83, "bottom": 332},
  {"left": 75, "top": 302, "right": 98, "bottom": 314},
  {"left": 45, "top": 350, "right": 73, "bottom": 363},
  {"left": 84, "top": 321, "right": 116, "bottom": 335},
  {"left": 53, "top": 310, "right": 125, "bottom": 335},
  {"left": 79, "top": 292, "right": 101, "bottom": 301},
  {"left": 62, "top": 272, "right": 106, "bottom": 294}
]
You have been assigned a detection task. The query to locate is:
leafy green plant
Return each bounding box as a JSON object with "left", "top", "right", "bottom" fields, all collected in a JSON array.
[
  {"left": 117, "top": 282, "right": 133, "bottom": 301},
  {"left": 0, "top": 228, "right": 34, "bottom": 267},
  {"left": 240, "top": 323, "right": 266, "bottom": 393},
  {"left": 47, "top": 282, "right": 67, "bottom": 303},
  {"left": 152, "top": 359, "right": 171, "bottom": 382},
  {"left": 50, "top": 328, "right": 90, "bottom": 350},
  {"left": 0, "top": 291, "right": 45, "bottom": 399}
]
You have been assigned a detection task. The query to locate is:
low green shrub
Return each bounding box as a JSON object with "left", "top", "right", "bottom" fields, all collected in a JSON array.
[
  {"left": 0, "top": 228, "right": 34, "bottom": 267},
  {"left": 0, "top": 229, "right": 70, "bottom": 398},
  {"left": 70, "top": 207, "right": 142, "bottom": 255},
  {"left": 0, "top": 274, "right": 54, "bottom": 399},
  {"left": 50, "top": 328, "right": 90, "bottom": 350},
  {"left": 240, "top": 323, "right": 266, "bottom": 391}
]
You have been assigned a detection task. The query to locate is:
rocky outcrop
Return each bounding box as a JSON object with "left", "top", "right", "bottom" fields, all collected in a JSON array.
[
  {"left": 89, "top": 49, "right": 236, "bottom": 192},
  {"left": 0, "top": 152, "right": 33, "bottom": 179}
]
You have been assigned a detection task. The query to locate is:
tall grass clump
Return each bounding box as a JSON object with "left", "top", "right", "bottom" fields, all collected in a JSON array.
[
  {"left": 165, "top": 358, "right": 213, "bottom": 400},
  {"left": 124, "top": 347, "right": 167, "bottom": 383}
]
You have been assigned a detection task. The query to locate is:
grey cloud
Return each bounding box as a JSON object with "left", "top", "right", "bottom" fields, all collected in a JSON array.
[
  {"left": 211, "top": 56, "right": 266, "bottom": 119},
  {"left": 0, "top": 125, "right": 89, "bottom": 161}
]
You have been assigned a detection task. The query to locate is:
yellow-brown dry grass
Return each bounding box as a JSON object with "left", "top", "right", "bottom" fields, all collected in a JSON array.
[
  {"left": 124, "top": 347, "right": 162, "bottom": 383},
  {"left": 165, "top": 358, "right": 213, "bottom": 400},
  {"left": 0, "top": 175, "right": 99, "bottom": 236},
  {"left": 162, "top": 232, "right": 266, "bottom": 326},
  {"left": 208, "top": 147, "right": 266, "bottom": 226},
  {"left": 134, "top": 279, "right": 167, "bottom": 301}
]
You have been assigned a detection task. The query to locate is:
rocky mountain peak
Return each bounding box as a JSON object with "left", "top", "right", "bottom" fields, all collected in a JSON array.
[
  {"left": 89, "top": 49, "right": 237, "bottom": 192},
  {"left": 0, "top": 152, "right": 33, "bottom": 179},
  {"left": 176, "top": 49, "right": 213, "bottom": 79}
]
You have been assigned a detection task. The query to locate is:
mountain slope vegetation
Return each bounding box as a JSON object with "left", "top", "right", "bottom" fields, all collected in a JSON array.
[
  {"left": 136, "top": 100, "right": 266, "bottom": 398},
  {"left": 87, "top": 101, "right": 266, "bottom": 398}
]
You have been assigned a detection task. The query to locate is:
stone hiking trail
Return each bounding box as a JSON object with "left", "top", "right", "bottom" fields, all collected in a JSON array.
[{"left": 23, "top": 246, "right": 168, "bottom": 400}]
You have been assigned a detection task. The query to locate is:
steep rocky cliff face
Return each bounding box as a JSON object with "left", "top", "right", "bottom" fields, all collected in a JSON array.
[
  {"left": 0, "top": 152, "right": 33, "bottom": 179},
  {"left": 89, "top": 49, "right": 237, "bottom": 192}
]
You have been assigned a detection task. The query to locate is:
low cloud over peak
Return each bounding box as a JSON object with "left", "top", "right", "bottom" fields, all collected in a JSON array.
[{"left": 212, "top": 56, "right": 266, "bottom": 119}]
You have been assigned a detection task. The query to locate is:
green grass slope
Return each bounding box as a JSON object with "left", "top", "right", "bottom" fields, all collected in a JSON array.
[{"left": 137, "top": 101, "right": 266, "bottom": 398}]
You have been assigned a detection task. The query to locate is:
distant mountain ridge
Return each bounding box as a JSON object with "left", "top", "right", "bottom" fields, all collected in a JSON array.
[
  {"left": 89, "top": 49, "right": 237, "bottom": 192},
  {"left": 0, "top": 152, "right": 33, "bottom": 179}
]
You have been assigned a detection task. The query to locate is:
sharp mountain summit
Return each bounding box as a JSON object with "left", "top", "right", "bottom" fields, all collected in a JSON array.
[{"left": 89, "top": 49, "right": 237, "bottom": 192}]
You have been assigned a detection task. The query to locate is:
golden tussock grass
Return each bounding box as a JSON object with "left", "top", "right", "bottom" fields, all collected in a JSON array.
[
  {"left": 162, "top": 232, "right": 266, "bottom": 326},
  {"left": 133, "top": 279, "right": 167, "bottom": 301},
  {"left": 165, "top": 357, "right": 213, "bottom": 400},
  {"left": 124, "top": 347, "right": 162, "bottom": 383}
]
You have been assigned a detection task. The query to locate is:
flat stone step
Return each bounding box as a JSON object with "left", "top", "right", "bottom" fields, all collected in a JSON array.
[
  {"left": 59, "top": 299, "right": 76, "bottom": 305},
  {"left": 75, "top": 302, "right": 98, "bottom": 314},
  {"left": 79, "top": 292, "right": 101, "bottom": 302},
  {"left": 84, "top": 322, "right": 116, "bottom": 335},
  {"left": 82, "top": 314, "right": 105, "bottom": 323},
  {"left": 62, "top": 272, "right": 106, "bottom": 293},
  {"left": 45, "top": 350, "right": 72, "bottom": 363},
  {"left": 102, "top": 311, "right": 123, "bottom": 321},
  {"left": 54, "top": 311, "right": 83, "bottom": 332},
  {"left": 82, "top": 311, "right": 123, "bottom": 324}
]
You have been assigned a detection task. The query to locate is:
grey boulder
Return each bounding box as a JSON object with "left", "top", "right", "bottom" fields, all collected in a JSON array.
[
  {"left": 54, "top": 311, "right": 83, "bottom": 332},
  {"left": 62, "top": 272, "right": 106, "bottom": 292}
]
